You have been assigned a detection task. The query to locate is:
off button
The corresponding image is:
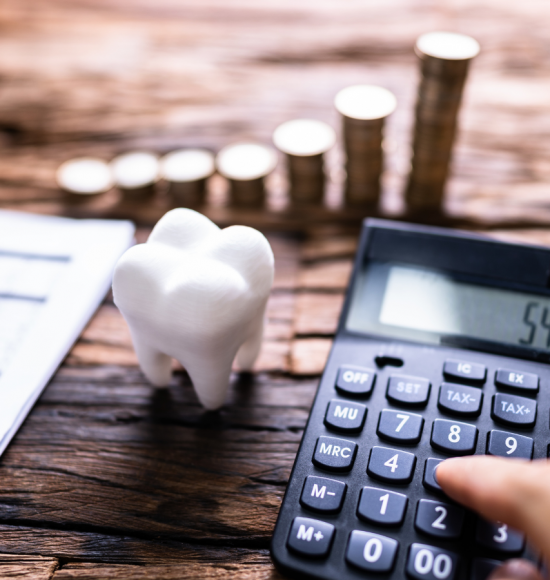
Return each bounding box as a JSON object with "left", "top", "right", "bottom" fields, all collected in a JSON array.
[{"left": 336, "top": 365, "right": 376, "bottom": 397}]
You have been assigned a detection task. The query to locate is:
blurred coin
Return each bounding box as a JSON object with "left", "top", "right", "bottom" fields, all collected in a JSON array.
[
  {"left": 334, "top": 85, "right": 397, "bottom": 120},
  {"left": 111, "top": 151, "right": 160, "bottom": 198},
  {"left": 56, "top": 157, "right": 113, "bottom": 198}
]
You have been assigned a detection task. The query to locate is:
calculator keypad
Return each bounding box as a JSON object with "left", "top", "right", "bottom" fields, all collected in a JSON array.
[
  {"left": 367, "top": 446, "right": 416, "bottom": 483},
  {"left": 377, "top": 409, "right": 424, "bottom": 443},
  {"left": 487, "top": 429, "right": 533, "bottom": 459},
  {"left": 357, "top": 487, "right": 408, "bottom": 526},
  {"left": 386, "top": 375, "right": 431, "bottom": 406},
  {"left": 406, "top": 544, "right": 459, "bottom": 580},
  {"left": 300, "top": 476, "right": 346, "bottom": 513},
  {"left": 492, "top": 393, "right": 537, "bottom": 427},
  {"left": 287, "top": 517, "right": 335, "bottom": 557},
  {"left": 438, "top": 383, "right": 483, "bottom": 417},
  {"left": 346, "top": 530, "right": 398, "bottom": 573},
  {"left": 324, "top": 399, "right": 367, "bottom": 433},
  {"left": 430, "top": 419, "right": 478, "bottom": 455},
  {"left": 414, "top": 499, "right": 465, "bottom": 539},
  {"left": 475, "top": 520, "right": 524, "bottom": 553},
  {"left": 313, "top": 436, "right": 357, "bottom": 471}
]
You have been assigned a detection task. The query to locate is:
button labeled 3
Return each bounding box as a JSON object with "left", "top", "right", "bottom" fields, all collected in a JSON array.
[
  {"left": 287, "top": 517, "right": 335, "bottom": 557},
  {"left": 476, "top": 519, "right": 524, "bottom": 553}
]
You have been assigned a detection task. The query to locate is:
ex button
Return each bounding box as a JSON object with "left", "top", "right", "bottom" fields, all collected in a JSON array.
[
  {"left": 336, "top": 365, "right": 375, "bottom": 397},
  {"left": 495, "top": 369, "right": 539, "bottom": 393},
  {"left": 444, "top": 360, "right": 486, "bottom": 384},
  {"left": 492, "top": 393, "right": 536, "bottom": 427},
  {"left": 324, "top": 399, "right": 367, "bottom": 433},
  {"left": 313, "top": 436, "right": 357, "bottom": 472},
  {"left": 287, "top": 517, "right": 335, "bottom": 558}
]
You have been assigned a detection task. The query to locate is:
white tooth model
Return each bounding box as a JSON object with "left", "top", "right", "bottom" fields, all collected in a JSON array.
[{"left": 112, "top": 208, "right": 274, "bottom": 410}]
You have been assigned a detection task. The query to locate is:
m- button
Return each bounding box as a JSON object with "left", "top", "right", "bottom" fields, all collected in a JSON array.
[
  {"left": 336, "top": 365, "right": 376, "bottom": 397},
  {"left": 300, "top": 475, "right": 346, "bottom": 513},
  {"left": 313, "top": 436, "right": 357, "bottom": 472},
  {"left": 444, "top": 360, "right": 486, "bottom": 384}
]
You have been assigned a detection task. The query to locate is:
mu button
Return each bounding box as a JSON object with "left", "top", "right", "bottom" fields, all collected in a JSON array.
[
  {"left": 324, "top": 399, "right": 367, "bottom": 433},
  {"left": 287, "top": 517, "right": 335, "bottom": 558},
  {"left": 313, "top": 436, "right": 357, "bottom": 472}
]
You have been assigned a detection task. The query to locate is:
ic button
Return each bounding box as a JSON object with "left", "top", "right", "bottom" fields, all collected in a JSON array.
[{"left": 444, "top": 359, "right": 486, "bottom": 384}]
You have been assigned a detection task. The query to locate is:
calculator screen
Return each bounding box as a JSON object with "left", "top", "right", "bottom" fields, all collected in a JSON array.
[{"left": 346, "top": 261, "right": 550, "bottom": 352}]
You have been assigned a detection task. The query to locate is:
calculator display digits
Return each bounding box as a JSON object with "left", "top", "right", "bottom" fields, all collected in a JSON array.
[{"left": 271, "top": 220, "right": 548, "bottom": 580}]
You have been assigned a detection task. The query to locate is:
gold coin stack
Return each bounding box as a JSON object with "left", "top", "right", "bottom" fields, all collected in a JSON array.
[
  {"left": 273, "top": 119, "right": 336, "bottom": 205},
  {"left": 335, "top": 85, "right": 397, "bottom": 207},
  {"left": 406, "top": 31, "right": 480, "bottom": 212},
  {"left": 216, "top": 142, "right": 277, "bottom": 207},
  {"left": 110, "top": 151, "right": 160, "bottom": 199}
]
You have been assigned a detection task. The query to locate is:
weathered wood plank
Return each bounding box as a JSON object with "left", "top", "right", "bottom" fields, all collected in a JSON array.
[
  {"left": 0, "top": 555, "right": 58, "bottom": 579},
  {"left": 293, "top": 293, "right": 343, "bottom": 336},
  {"left": 289, "top": 339, "right": 332, "bottom": 376}
]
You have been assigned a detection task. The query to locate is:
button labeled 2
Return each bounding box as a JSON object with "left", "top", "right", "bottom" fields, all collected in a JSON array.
[
  {"left": 313, "top": 436, "right": 357, "bottom": 472},
  {"left": 287, "top": 517, "right": 335, "bottom": 557},
  {"left": 346, "top": 530, "right": 398, "bottom": 573},
  {"left": 324, "top": 399, "right": 367, "bottom": 433},
  {"left": 357, "top": 487, "right": 408, "bottom": 526},
  {"left": 367, "top": 446, "right": 416, "bottom": 483},
  {"left": 415, "top": 499, "right": 464, "bottom": 539}
]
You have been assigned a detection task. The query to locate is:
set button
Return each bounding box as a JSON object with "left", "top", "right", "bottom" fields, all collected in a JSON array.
[
  {"left": 312, "top": 436, "right": 357, "bottom": 472},
  {"left": 324, "top": 399, "right": 367, "bottom": 433},
  {"left": 386, "top": 374, "right": 431, "bottom": 406},
  {"left": 492, "top": 393, "right": 537, "bottom": 427},
  {"left": 335, "top": 365, "right": 376, "bottom": 397},
  {"left": 444, "top": 359, "right": 486, "bottom": 384}
]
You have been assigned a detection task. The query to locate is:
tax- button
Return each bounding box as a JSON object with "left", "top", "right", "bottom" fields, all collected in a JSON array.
[
  {"left": 386, "top": 375, "right": 431, "bottom": 406},
  {"left": 300, "top": 476, "right": 346, "bottom": 513},
  {"left": 495, "top": 369, "right": 539, "bottom": 393},
  {"left": 431, "top": 419, "right": 478, "bottom": 455},
  {"left": 438, "top": 383, "right": 483, "bottom": 417},
  {"left": 287, "top": 517, "right": 335, "bottom": 558},
  {"left": 492, "top": 393, "right": 537, "bottom": 427},
  {"left": 324, "top": 399, "right": 367, "bottom": 433},
  {"left": 346, "top": 530, "right": 398, "bottom": 573},
  {"left": 336, "top": 365, "right": 375, "bottom": 397},
  {"left": 313, "top": 436, "right": 357, "bottom": 472},
  {"left": 444, "top": 359, "right": 486, "bottom": 384}
]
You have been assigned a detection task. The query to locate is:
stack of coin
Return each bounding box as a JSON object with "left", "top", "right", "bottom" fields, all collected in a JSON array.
[
  {"left": 110, "top": 151, "right": 160, "bottom": 199},
  {"left": 334, "top": 85, "right": 397, "bottom": 206},
  {"left": 216, "top": 143, "right": 277, "bottom": 207},
  {"left": 272, "top": 119, "right": 335, "bottom": 205},
  {"left": 160, "top": 148, "right": 215, "bottom": 206},
  {"left": 406, "top": 31, "right": 480, "bottom": 212},
  {"left": 56, "top": 157, "right": 113, "bottom": 201}
]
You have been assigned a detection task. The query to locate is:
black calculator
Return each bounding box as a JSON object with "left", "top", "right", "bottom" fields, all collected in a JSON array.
[{"left": 271, "top": 219, "right": 550, "bottom": 580}]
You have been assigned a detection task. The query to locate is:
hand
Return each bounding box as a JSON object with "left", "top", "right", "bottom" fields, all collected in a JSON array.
[{"left": 437, "top": 456, "right": 549, "bottom": 580}]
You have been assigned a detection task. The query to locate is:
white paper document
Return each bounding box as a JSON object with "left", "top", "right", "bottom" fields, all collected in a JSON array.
[{"left": 0, "top": 210, "right": 135, "bottom": 455}]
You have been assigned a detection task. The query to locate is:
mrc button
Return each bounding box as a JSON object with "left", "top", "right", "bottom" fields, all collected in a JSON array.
[
  {"left": 324, "top": 399, "right": 367, "bottom": 432},
  {"left": 444, "top": 360, "right": 486, "bottom": 383},
  {"left": 313, "top": 436, "right": 357, "bottom": 472},
  {"left": 287, "top": 517, "right": 335, "bottom": 558},
  {"left": 495, "top": 369, "right": 539, "bottom": 393},
  {"left": 492, "top": 393, "right": 537, "bottom": 427},
  {"left": 335, "top": 365, "right": 376, "bottom": 397}
]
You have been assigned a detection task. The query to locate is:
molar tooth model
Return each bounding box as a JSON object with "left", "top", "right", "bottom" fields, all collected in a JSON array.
[{"left": 112, "top": 208, "right": 274, "bottom": 410}]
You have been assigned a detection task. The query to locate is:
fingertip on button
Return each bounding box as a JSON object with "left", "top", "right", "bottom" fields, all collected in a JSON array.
[{"left": 487, "top": 559, "right": 543, "bottom": 580}]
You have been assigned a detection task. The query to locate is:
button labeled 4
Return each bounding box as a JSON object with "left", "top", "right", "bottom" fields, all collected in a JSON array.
[{"left": 367, "top": 446, "right": 416, "bottom": 483}]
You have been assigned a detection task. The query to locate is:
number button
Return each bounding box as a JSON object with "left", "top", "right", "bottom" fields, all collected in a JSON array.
[
  {"left": 357, "top": 486, "right": 408, "bottom": 526},
  {"left": 377, "top": 409, "right": 424, "bottom": 443},
  {"left": 287, "top": 517, "right": 335, "bottom": 558},
  {"left": 387, "top": 375, "right": 431, "bottom": 406},
  {"left": 476, "top": 519, "right": 525, "bottom": 553},
  {"left": 415, "top": 499, "right": 464, "bottom": 539},
  {"left": 407, "top": 544, "right": 459, "bottom": 580},
  {"left": 367, "top": 446, "right": 416, "bottom": 483},
  {"left": 492, "top": 393, "right": 537, "bottom": 427},
  {"left": 324, "top": 399, "right": 367, "bottom": 433},
  {"left": 336, "top": 365, "right": 376, "bottom": 397},
  {"left": 431, "top": 419, "right": 478, "bottom": 455},
  {"left": 312, "top": 436, "right": 357, "bottom": 472},
  {"left": 495, "top": 369, "right": 539, "bottom": 393},
  {"left": 300, "top": 476, "right": 346, "bottom": 513},
  {"left": 487, "top": 430, "right": 533, "bottom": 459},
  {"left": 423, "top": 458, "right": 444, "bottom": 494},
  {"left": 345, "top": 530, "right": 398, "bottom": 573},
  {"left": 438, "top": 383, "right": 483, "bottom": 417},
  {"left": 443, "top": 359, "right": 486, "bottom": 384}
]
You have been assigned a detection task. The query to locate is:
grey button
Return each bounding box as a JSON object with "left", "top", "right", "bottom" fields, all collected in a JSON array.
[
  {"left": 444, "top": 359, "right": 486, "bottom": 383},
  {"left": 415, "top": 499, "right": 464, "bottom": 539},
  {"left": 357, "top": 487, "right": 408, "bottom": 526},
  {"left": 492, "top": 393, "right": 537, "bottom": 427},
  {"left": 377, "top": 409, "right": 424, "bottom": 443},
  {"left": 406, "top": 543, "right": 459, "bottom": 580},
  {"left": 287, "top": 517, "right": 335, "bottom": 557},
  {"left": 346, "top": 530, "right": 398, "bottom": 573},
  {"left": 336, "top": 365, "right": 375, "bottom": 397},
  {"left": 438, "top": 383, "right": 483, "bottom": 417},
  {"left": 431, "top": 419, "right": 478, "bottom": 455},
  {"left": 487, "top": 430, "right": 533, "bottom": 459},
  {"left": 495, "top": 369, "right": 538, "bottom": 393},
  {"left": 423, "top": 458, "right": 444, "bottom": 494},
  {"left": 386, "top": 375, "right": 431, "bottom": 406},
  {"left": 324, "top": 399, "right": 367, "bottom": 433},
  {"left": 367, "top": 446, "right": 416, "bottom": 483},
  {"left": 300, "top": 476, "right": 346, "bottom": 513},
  {"left": 471, "top": 558, "right": 503, "bottom": 580},
  {"left": 313, "top": 436, "right": 357, "bottom": 472},
  {"left": 476, "top": 519, "right": 524, "bottom": 553}
]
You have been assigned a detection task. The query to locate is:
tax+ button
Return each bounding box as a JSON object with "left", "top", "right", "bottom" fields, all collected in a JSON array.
[{"left": 492, "top": 393, "right": 537, "bottom": 427}]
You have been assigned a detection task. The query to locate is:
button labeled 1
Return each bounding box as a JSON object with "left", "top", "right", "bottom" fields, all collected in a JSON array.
[
  {"left": 346, "top": 530, "right": 398, "bottom": 573},
  {"left": 357, "top": 487, "right": 408, "bottom": 526},
  {"left": 407, "top": 544, "right": 459, "bottom": 580},
  {"left": 287, "top": 517, "right": 335, "bottom": 557}
]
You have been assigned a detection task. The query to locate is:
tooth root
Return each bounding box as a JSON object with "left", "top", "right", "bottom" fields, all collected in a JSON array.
[
  {"left": 132, "top": 332, "right": 172, "bottom": 386},
  {"left": 235, "top": 316, "right": 265, "bottom": 371},
  {"left": 182, "top": 353, "right": 235, "bottom": 410}
]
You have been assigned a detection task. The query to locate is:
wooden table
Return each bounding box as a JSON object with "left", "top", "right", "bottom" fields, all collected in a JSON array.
[{"left": 1, "top": 0, "right": 550, "bottom": 578}]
